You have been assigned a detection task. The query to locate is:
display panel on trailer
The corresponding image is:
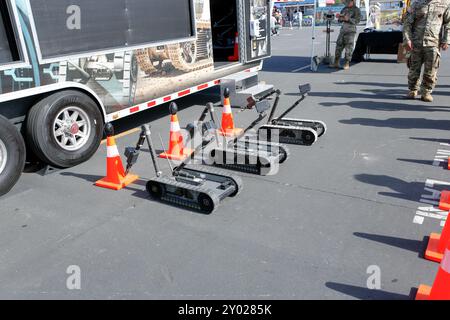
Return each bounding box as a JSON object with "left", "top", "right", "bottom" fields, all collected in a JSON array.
[
  {"left": 28, "top": 0, "right": 195, "bottom": 62},
  {"left": 0, "top": 0, "right": 27, "bottom": 68}
]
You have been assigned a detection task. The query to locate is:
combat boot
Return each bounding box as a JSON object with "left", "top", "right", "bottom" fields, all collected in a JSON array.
[
  {"left": 343, "top": 61, "right": 350, "bottom": 70},
  {"left": 421, "top": 92, "right": 433, "bottom": 102},
  {"left": 406, "top": 90, "right": 418, "bottom": 99},
  {"left": 329, "top": 58, "right": 340, "bottom": 69}
]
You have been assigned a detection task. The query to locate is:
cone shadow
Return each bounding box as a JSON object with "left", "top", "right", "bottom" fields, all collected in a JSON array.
[
  {"left": 325, "top": 282, "right": 411, "bottom": 300},
  {"left": 353, "top": 232, "right": 426, "bottom": 258}
]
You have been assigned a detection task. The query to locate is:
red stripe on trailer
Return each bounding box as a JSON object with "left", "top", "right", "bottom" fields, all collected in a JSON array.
[
  {"left": 130, "top": 106, "right": 139, "bottom": 113},
  {"left": 178, "top": 89, "right": 191, "bottom": 97},
  {"left": 197, "top": 83, "right": 209, "bottom": 90},
  {"left": 106, "top": 78, "right": 223, "bottom": 122}
]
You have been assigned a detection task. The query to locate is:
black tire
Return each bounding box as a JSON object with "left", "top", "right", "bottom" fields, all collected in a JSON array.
[
  {"left": 198, "top": 193, "right": 215, "bottom": 214},
  {"left": 228, "top": 176, "right": 243, "bottom": 197},
  {"left": 26, "top": 90, "right": 103, "bottom": 168},
  {"left": 146, "top": 181, "right": 163, "bottom": 199},
  {"left": 301, "top": 131, "right": 316, "bottom": 146},
  {"left": 0, "top": 116, "right": 26, "bottom": 197},
  {"left": 278, "top": 145, "right": 289, "bottom": 164}
]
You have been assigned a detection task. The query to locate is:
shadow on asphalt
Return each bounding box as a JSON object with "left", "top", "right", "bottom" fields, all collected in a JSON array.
[
  {"left": 397, "top": 158, "right": 447, "bottom": 170},
  {"left": 262, "top": 55, "right": 310, "bottom": 73},
  {"left": 60, "top": 171, "right": 105, "bottom": 183},
  {"left": 410, "top": 136, "right": 450, "bottom": 144},
  {"left": 262, "top": 55, "right": 356, "bottom": 74},
  {"left": 353, "top": 232, "right": 426, "bottom": 258},
  {"left": 354, "top": 174, "right": 424, "bottom": 202},
  {"left": 318, "top": 99, "right": 450, "bottom": 112},
  {"left": 60, "top": 172, "right": 214, "bottom": 215},
  {"left": 340, "top": 118, "right": 450, "bottom": 130},
  {"left": 312, "top": 91, "right": 405, "bottom": 101},
  {"left": 430, "top": 90, "right": 450, "bottom": 96},
  {"left": 325, "top": 282, "right": 413, "bottom": 300}
]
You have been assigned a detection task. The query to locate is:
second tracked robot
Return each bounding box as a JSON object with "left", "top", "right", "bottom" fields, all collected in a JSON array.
[
  {"left": 192, "top": 98, "right": 289, "bottom": 176},
  {"left": 256, "top": 84, "right": 327, "bottom": 146}
]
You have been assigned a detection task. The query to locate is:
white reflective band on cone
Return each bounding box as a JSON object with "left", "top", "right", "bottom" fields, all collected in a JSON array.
[
  {"left": 223, "top": 104, "right": 232, "bottom": 114},
  {"left": 171, "top": 121, "right": 181, "bottom": 132},
  {"left": 107, "top": 145, "right": 120, "bottom": 158},
  {"left": 442, "top": 249, "right": 450, "bottom": 273}
]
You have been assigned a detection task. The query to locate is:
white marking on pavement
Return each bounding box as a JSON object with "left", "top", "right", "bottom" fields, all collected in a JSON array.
[
  {"left": 426, "top": 179, "right": 450, "bottom": 187},
  {"left": 415, "top": 208, "right": 447, "bottom": 220},
  {"left": 291, "top": 65, "right": 311, "bottom": 73},
  {"left": 413, "top": 215, "right": 424, "bottom": 224},
  {"left": 413, "top": 177, "right": 450, "bottom": 225},
  {"left": 433, "top": 148, "right": 450, "bottom": 167}
]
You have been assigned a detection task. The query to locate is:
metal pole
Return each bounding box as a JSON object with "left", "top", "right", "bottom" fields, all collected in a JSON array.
[{"left": 310, "top": 0, "right": 317, "bottom": 71}]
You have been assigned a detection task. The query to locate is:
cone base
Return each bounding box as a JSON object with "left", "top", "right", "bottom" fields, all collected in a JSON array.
[
  {"left": 415, "top": 285, "right": 431, "bottom": 300},
  {"left": 95, "top": 174, "right": 139, "bottom": 191},
  {"left": 425, "top": 233, "right": 444, "bottom": 263},
  {"left": 218, "top": 128, "right": 244, "bottom": 138},
  {"left": 439, "top": 190, "right": 450, "bottom": 211},
  {"left": 159, "top": 148, "right": 193, "bottom": 161}
]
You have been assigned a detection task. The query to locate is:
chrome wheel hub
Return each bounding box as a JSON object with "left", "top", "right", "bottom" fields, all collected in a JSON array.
[{"left": 53, "top": 106, "right": 91, "bottom": 151}]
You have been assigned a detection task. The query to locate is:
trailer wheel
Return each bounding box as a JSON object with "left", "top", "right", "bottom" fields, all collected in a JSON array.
[
  {"left": 0, "top": 116, "right": 25, "bottom": 197},
  {"left": 26, "top": 90, "right": 103, "bottom": 168}
]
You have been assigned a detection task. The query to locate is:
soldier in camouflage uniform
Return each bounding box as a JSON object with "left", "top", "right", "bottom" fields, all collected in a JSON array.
[
  {"left": 403, "top": 0, "right": 450, "bottom": 102},
  {"left": 330, "top": 0, "right": 361, "bottom": 70}
]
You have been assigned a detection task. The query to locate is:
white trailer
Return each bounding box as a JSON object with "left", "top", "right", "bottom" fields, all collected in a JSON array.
[{"left": 0, "top": 0, "right": 273, "bottom": 196}]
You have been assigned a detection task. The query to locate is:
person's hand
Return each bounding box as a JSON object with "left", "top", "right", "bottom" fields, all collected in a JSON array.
[
  {"left": 343, "top": 15, "right": 350, "bottom": 22},
  {"left": 405, "top": 40, "right": 413, "bottom": 51},
  {"left": 441, "top": 43, "right": 449, "bottom": 51}
]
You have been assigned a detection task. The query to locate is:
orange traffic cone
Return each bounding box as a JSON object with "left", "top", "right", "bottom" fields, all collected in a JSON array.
[
  {"left": 425, "top": 217, "right": 450, "bottom": 263},
  {"left": 448, "top": 157, "right": 450, "bottom": 170},
  {"left": 439, "top": 190, "right": 450, "bottom": 211},
  {"left": 218, "top": 88, "right": 243, "bottom": 137},
  {"left": 416, "top": 239, "right": 450, "bottom": 300},
  {"left": 159, "top": 102, "right": 193, "bottom": 161},
  {"left": 228, "top": 32, "right": 239, "bottom": 62},
  {"left": 95, "top": 123, "right": 139, "bottom": 190}
]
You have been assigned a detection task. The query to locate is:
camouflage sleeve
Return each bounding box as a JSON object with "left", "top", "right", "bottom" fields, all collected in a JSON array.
[
  {"left": 441, "top": 6, "right": 450, "bottom": 44},
  {"left": 348, "top": 8, "right": 361, "bottom": 25},
  {"left": 403, "top": 7, "right": 415, "bottom": 43}
]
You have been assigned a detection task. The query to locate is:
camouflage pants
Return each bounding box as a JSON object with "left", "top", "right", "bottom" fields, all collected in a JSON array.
[
  {"left": 335, "top": 30, "right": 356, "bottom": 62},
  {"left": 408, "top": 46, "right": 441, "bottom": 94}
]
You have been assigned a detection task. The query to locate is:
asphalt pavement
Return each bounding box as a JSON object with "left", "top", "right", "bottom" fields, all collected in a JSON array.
[{"left": 1, "top": 27, "right": 449, "bottom": 299}]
